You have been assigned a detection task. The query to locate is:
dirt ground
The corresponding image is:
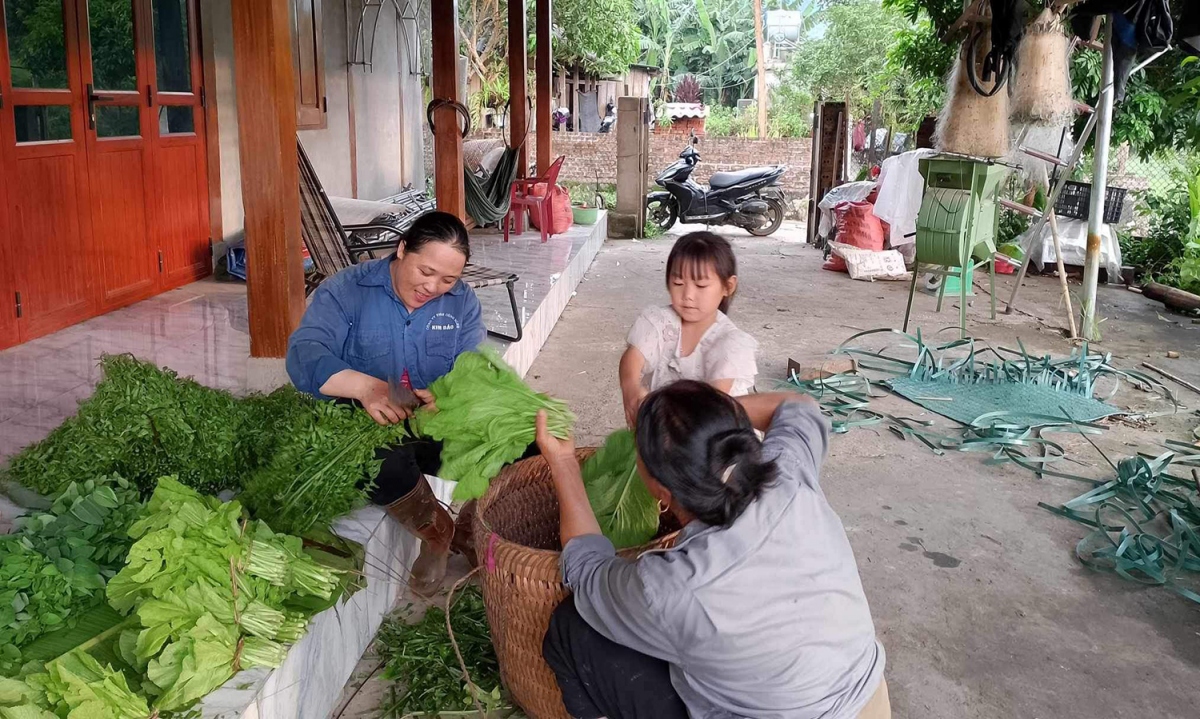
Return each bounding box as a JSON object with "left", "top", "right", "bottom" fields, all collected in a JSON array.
[
  {"left": 337, "top": 221, "right": 1200, "bottom": 719},
  {"left": 520, "top": 222, "right": 1200, "bottom": 719}
]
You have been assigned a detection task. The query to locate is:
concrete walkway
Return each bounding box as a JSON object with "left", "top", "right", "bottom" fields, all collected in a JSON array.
[{"left": 523, "top": 222, "right": 1200, "bottom": 719}]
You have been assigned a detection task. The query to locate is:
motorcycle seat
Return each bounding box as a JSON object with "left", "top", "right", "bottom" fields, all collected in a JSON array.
[{"left": 707, "top": 166, "right": 779, "bottom": 189}]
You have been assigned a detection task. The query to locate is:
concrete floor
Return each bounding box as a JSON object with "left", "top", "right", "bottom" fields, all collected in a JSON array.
[{"left": 520, "top": 222, "right": 1200, "bottom": 719}]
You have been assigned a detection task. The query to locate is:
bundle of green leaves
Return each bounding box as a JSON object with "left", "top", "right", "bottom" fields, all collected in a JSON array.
[
  {"left": 3, "top": 355, "right": 392, "bottom": 536},
  {"left": 418, "top": 349, "right": 575, "bottom": 500},
  {"left": 0, "top": 650, "right": 150, "bottom": 719},
  {"left": 5, "top": 355, "right": 315, "bottom": 498},
  {"left": 237, "top": 399, "right": 408, "bottom": 536},
  {"left": 375, "top": 587, "right": 503, "bottom": 717},
  {"left": 0, "top": 475, "right": 144, "bottom": 675},
  {"left": 103, "top": 476, "right": 340, "bottom": 713},
  {"left": 581, "top": 430, "right": 660, "bottom": 549}
]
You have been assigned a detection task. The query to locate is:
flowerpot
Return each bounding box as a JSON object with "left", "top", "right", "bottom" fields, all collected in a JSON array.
[{"left": 571, "top": 206, "right": 599, "bottom": 225}]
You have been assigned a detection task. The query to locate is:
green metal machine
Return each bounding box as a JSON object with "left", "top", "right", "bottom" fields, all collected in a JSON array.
[{"left": 903, "top": 155, "right": 1011, "bottom": 337}]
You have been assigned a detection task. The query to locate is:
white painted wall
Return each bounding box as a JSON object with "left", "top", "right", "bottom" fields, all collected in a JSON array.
[{"left": 199, "top": 0, "right": 426, "bottom": 248}]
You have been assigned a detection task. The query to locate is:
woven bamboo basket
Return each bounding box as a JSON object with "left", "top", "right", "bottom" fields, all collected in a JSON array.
[{"left": 472, "top": 449, "right": 679, "bottom": 719}]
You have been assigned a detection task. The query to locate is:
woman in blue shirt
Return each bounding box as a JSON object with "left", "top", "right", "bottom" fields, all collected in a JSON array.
[{"left": 286, "top": 211, "right": 485, "bottom": 596}]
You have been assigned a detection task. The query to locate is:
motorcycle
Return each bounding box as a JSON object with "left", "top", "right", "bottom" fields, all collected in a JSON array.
[{"left": 645, "top": 134, "right": 786, "bottom": 236}]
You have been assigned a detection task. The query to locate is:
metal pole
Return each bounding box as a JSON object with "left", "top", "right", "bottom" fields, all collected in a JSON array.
[{"left": 1081, "top": 18, "right": 1116, "bottom": 340}]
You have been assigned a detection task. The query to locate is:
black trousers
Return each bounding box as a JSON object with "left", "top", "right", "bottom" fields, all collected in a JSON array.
[
  {"left": 543, "top": 598, "right": 688, "bottom": 719},
  {"left": 367, "top": 429, "right": 540, "bottom": 506},
  {"left": 369, "top": 432, "right": 444, "bottom": 505}
]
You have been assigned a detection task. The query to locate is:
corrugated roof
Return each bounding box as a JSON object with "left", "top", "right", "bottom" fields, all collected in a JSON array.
[{"left": 665, "top": 103, "right": 708, "bottom": 119}]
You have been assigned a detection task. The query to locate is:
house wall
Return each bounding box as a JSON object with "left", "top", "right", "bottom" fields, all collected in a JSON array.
[{"left": 200, "top": 0, "right": 425, "bottom": 248}]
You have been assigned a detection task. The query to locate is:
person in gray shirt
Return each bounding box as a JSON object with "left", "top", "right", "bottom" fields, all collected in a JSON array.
[{"left": 536, "top": 381, "right": 889, "bottom": 719}]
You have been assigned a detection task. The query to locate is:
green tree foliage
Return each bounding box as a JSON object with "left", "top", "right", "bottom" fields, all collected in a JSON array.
[
  {"left": 638, "top": 0, "right": 819, "bottom": 106},
  {"left": 783, "top": 0, "right": 931, "bottom": 125},
  {"left": 4, "top": 0, "right": 69, "bottom": 89},
  {"left": 459, "top": 0, "right": 639, "bottom": 104},
  {"left": 883, "top": 0, "right": 1200, "bottom": 159},
  {"left": 551, "top": 0, "right": 641, "bottom": 76}
]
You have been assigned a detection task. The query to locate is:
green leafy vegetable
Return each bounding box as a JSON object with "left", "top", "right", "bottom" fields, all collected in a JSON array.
[
  {"left": 101, "top": 476, "right": 341, "bottom": 713},
  {"left": 238, "top": 399, "right": 408, "bottom": 536},
  {"left": 3, "top": 354, "right": 400, "bottom": 536},
  {"left": 418, "top": 349, "right": 575, "bottom": 500},
  {"left": 376, "top": 587, "right": 503, "bottom": 717},
  {"left": 10, "top": 649, "right": 151, "bottom": 719},
  {"left": 0, "top": 476, "right": 143, "bottom": 674},
  {"left": 581, "top": 430, "right": 660, "bottom": 549},
  {"left": 3, "top": 355, "right": 298, "bottom": 497}
]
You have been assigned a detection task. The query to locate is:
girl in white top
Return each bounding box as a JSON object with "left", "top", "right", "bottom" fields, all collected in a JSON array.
[{"left": 620, "top": 231, "right": 759, "bottom": 427}]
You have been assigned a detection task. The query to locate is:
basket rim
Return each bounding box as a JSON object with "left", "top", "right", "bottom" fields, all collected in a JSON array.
[
  {"left": 475, "top": 449, "right": 593, "bottom": 563},
  {"left": 475, "top": 449, "right": 678, "bottom": 561}
]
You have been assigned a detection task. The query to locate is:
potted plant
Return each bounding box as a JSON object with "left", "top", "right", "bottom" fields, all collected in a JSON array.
[{"left": 572, "top": 202, "right": 600, "bottom": 225}]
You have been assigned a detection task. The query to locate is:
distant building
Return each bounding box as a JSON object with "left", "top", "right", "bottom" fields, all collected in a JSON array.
[{"left": 761, "top": 9, "right": 806, "bottom": 96}]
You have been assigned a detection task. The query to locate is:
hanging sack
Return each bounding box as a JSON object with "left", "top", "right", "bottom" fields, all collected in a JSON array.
[{"left": 530, "top": 183, "right": 574, "bottom": 234}]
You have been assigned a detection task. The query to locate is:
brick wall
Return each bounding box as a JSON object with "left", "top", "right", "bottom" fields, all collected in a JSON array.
[{"left": 461, "top": 131, "right": 813, "bottom": 204}]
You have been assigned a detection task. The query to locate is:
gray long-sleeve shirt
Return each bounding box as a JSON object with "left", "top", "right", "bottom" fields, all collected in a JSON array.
[{"left": 562, "top": 401, "right": 884, "bottom": 719}]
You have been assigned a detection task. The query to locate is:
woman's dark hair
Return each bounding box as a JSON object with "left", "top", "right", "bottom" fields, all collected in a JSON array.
[
  {"left": 665, "top": 231, "right": 738, "bottom": 313},
  {"left": 635, "top": 380, "right": 777, "bottom": 528},
  {"left": 401, "top": 210, "right": 471, "bottom": 261}
]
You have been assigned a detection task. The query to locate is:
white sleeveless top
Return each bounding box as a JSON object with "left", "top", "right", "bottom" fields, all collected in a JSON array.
[{"left": 626, "top": 305, "right": 758, "bottom": 397}]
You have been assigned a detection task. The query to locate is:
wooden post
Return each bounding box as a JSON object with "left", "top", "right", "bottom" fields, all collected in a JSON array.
[
  {"left": 535, "top": 0, "right": 552, "bottom": 175},
  {"left": 508, "top": 0, "right": 528, "bottom": 178},
  {"left": 230, "top": 0, "right": 305, "bottom": 358},
  {"left": 431, "top": 0, "right": 466, "bottom": 219},
  {"left": 753, "top": 0, "right": 767, "bottom": 138}
]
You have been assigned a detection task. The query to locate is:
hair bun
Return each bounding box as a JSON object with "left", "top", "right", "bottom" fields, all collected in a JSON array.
[{"left": 707, "top": 428, "right": 760, "bottom": 470}]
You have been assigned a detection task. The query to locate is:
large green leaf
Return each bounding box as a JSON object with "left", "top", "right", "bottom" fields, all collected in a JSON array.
[
  {"left": 16, "top": 605, "right": 129, "bottom": 669},
  {"left": 581, "top": 431, "right": 660, "bottom": 549}
]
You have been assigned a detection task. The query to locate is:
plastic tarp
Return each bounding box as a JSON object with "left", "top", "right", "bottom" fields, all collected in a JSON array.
[
  {"left": 872, "top": 149, "right": 937, "bottom": 248},
  {"left": 817, "top": 181, "right": 876, "bottom": 240},
  {"left": 578, "top": 91, "right": 601, "bottom": 132},
  {"left": 1021, "top": 216, "right": 1123, "bottom": 280}
]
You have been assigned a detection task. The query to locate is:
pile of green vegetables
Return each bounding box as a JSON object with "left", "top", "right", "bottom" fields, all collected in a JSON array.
[
  {"left": 0, "top": 476, "right": 345, "bottom": 717},
  {"left": 4, "top": 355, "right": 404, "bottom": 536},
  {"left": 418, "top": 348, "right": 575, "bottom": 500},
  {"left": 581, "top": 430, "right": 660, "bottom": 549},
  {"left": 0, "top": 475, "right": 143, "bottom": 675},
  {"left": 0, "top": 650, "right": 151, "bottom": 719},
  {"left": 375, "top": 587, "right": 503, "bottom": 718}
]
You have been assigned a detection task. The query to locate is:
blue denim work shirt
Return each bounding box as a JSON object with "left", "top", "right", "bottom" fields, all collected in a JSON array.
[{"left": 286, "top": 258, "right": 486, "bottom": 398}]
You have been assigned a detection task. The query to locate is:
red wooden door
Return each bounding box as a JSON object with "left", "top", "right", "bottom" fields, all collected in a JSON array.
[
  {"left": 0, "top": 0, "right": 98, "bottom": 340},
  {"left": 0, "top": 150, "right": 19, "bottom": 349},
  {"left": 146, "top": 0, "right": 209, "bottom": 288},
  {"left": 78, "top": 0, "right": 158, "bottom": 309},
  {"left": 0, "top": 0, "right": 209, "bottom": 349}
]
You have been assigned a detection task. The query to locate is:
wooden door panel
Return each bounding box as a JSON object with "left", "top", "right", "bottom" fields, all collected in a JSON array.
[
  {"left": 155, "top": 141, "right": 208, "bottom": 286},
  {"left": 91, "top": 146, "right": 155, "bottom": 305},
  {"left": 0, "top": 158, "right": 18, "bottom": 350},
  {"left": 9, "top": 153, "right": 94, "bottom": 335}
]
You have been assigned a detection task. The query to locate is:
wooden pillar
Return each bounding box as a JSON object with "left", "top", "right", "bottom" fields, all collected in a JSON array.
[
  {"left": 431, "top": 0, "right": 466, "bottom": 219},
  {"left": 535, "top": 0, "right": 552, "bottom": 175},
  {"left": 230, "top": 0, "right": 305, "bottom": 358},
  {"left": 508, "top": 0, "right": 528, "bottom": 178}
]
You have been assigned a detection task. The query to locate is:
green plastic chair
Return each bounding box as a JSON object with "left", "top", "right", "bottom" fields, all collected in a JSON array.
[{"left": 902, "top": 156, "right": 1010, "bottom": 337}]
